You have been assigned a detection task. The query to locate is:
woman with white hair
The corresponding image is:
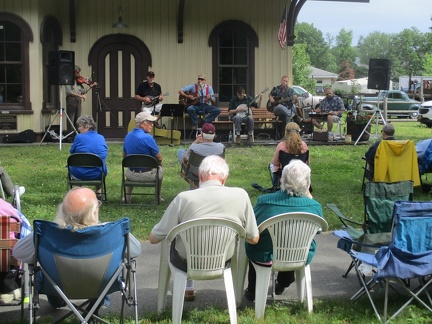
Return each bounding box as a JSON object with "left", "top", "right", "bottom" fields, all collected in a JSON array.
[
  {"left": 69, "top": 115, "right": 108, "bottom": 200},
  {"left": 244, "top": 159, "right": 323, "bottom": 301}
]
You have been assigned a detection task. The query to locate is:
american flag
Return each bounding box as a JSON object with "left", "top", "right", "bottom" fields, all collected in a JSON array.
[{"left": 277, "top": 5, "right": 287, "bottom": 49}]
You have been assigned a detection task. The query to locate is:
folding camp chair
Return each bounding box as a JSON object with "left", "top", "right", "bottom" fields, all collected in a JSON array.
[
  {"left": 418, "top": 139, "right": 432, "bottom": 192},
  {"left": 157, "top": 218, "right": 245, "bottom": 324},
  {"left": 251, "top": 150, "right": 310, "bottom": 194},
  {"left": 375, "top": 140, "right": 420, "bottom": 186},
  {"left": 350, "top": 201, "right": 432, "bottom": 323},
  {"left": 236, "top": 212, "right": 328, "bottom": 319},
  {"left": 329, "top": 180, "right": 413, "bottom": 277},
  {"left": 362, "top": 140, "right": 421, "bottom": 191},
  {"left": 28, "top": 218, "right": 138, "bottom": 324},
  {"left": 0, "top": 215, "right": 25, "bottom": 316},
  {"left": 67, "top": 153, "right": 107, "bottom": 202}
]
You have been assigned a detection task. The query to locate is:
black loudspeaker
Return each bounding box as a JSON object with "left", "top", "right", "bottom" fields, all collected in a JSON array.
[
  {"left": 47, "top": 50, "right": 75, "bottom": 85},
  {"left": 367, "top": 58, "right": 391, "bottom": 90}
]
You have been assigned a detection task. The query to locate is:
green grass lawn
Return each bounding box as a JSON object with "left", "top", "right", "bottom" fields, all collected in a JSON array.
[{"left": 3, "top": 120, "right": 432, "bottom": 323}]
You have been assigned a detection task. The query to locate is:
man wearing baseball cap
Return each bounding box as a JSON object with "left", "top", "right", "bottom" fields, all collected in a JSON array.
[
  {"left": 135, "top": 71, "right": 165, "bottom": 125},
  {"left": 123, "top": 111, "right": 163, "bottom": 203},
  {"left": 178, "top": 74, "right": 220, "bottom": 129},
  {"left": 177, "top": 123, "right": 225, "bottom": 187}
]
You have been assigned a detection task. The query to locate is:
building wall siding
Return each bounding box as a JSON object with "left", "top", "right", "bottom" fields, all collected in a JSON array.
[{"left": 0, "top": 0, "right": 295, "bottom": 134}]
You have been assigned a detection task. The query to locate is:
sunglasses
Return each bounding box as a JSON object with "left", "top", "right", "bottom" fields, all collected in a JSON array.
[{"left": 198, "top": 78, "right": 205, "bottom": 81}]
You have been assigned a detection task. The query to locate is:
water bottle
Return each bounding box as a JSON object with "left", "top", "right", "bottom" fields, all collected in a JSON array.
[
  {"left": 141, "top": 102, "right": 145, "bottom": 112},
  {"left": 228, "top": 131, "right": 232, "bottom": 142}
]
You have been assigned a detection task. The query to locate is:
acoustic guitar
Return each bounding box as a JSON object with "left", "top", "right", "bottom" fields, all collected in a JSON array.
[
  {"left": 141, "top": 92, "right": 169, "bottom": 109},
  {"left": 179, "top": 92, "right": 218, "bottom": 107},
  {"left": 266, "top": 95, "right": 293, "bottom": 112}
]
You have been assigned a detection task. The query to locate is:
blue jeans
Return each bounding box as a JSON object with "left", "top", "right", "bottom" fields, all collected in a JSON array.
[{"left": 187, "top": 104, "right": 221, "bottom": 125}]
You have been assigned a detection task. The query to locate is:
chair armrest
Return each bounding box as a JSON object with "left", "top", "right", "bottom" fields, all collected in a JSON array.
[{"left": 326, "top": 203, "right": 363, "bottom": 228}]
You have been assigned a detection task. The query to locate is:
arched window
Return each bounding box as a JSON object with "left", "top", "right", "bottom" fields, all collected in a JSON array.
[
  {"left": 209, "top": 20, "right": 258, "bottom": 106},
  {"left": 0, "top": 13, "right": 33, "bottom": 112}
]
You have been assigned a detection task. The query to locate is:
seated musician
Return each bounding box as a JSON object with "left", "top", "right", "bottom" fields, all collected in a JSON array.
[
  {"left": 228, "top": 87, "right": 262, "bottom": 144},
  {"left": 134, "top": 71, "right": 165, "bottom": 125},
  {"left": 268, "top": 76, "right": 299, "bottom": 126},
  {"left": 178, "top": 74, "right": 220, "bottom": 129},
  {"left": 311, "top": 86, "right": 345, "bottom": 134}
]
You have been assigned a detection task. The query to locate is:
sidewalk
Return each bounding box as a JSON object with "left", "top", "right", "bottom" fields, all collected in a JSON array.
[{"left": 0, "top": 232, "right": 361, "bottom": 321}]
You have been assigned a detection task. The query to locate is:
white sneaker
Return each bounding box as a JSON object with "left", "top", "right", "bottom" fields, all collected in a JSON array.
[
  {"left": 0, "top": 288, "right": 21, "bottom": 305},
  {"left": 18, "top": 186, "right": 25, "bottom": 196}
]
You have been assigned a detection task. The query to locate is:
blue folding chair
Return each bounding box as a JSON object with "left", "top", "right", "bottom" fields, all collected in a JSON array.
[
  {"left": 28, "top": 218, "right": 138, "bottom": 324},
  {"left": 349, "top": 201, "right": 432, "bottom": 323}
]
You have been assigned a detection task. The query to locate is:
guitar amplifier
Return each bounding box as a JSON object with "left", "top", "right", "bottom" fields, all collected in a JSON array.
[{"left": 312, "top": 130, "right": 328, "bottom": 142}]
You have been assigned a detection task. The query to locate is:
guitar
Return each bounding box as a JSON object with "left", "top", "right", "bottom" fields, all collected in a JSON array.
[
  {"left": 179, "top": 92, "right": 218, "bottom": 107},
  {"left": 266, "top": 95, "right": 293, "bottom": 112},
  {"left": 141, "top": 92, "right": 169, "bottom": 109}
]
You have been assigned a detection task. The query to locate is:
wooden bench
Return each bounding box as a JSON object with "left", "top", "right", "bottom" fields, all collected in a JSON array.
[{"left": 213, "top": 107, "right": 283, "bottom": 141}]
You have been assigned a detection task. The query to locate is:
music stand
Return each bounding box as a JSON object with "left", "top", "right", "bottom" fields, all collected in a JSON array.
[{"left": 159, "top": 104, "right": 185, "bottom": 145}]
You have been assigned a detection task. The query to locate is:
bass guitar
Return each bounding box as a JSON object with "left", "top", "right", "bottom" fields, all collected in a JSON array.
[
  {"left": 266, "top": 95, "right": 292, "bottom": 112},
  {"left": 179, "top": 93, "right": 218, "bottom": 107}
]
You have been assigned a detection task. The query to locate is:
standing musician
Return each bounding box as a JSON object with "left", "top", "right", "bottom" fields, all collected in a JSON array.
[
  {"left": 135, "top": 71, "right": 165, "bottom": 126},
  {"left": 268, "top": 75, "right": 298, "bottom": 126},
  {"left": 178, "top": 74, "right": 220, "bottom": 129},
  {"left": 65, "top": 65, "right": 98, "bottom": 133},
  {"left": 228, "top": 87, "right": 262, "bottom": 144}
]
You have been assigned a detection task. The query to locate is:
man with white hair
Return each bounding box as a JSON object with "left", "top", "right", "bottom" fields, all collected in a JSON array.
[
  {"left": 244, "top": 159, "right": 323, "bottom": 301},
  {"left": 13, "top": 188, "right": 141, "bottom": 309},
  {"left": 149, "top": 155, "right": 259, "bottom": 301},
  {"left": 177, "top": 123, "right": 225, "bottom": 184}
]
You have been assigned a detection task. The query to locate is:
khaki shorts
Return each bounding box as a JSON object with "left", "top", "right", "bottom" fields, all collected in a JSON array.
[{"left": 125, "top": 167, "right": 163, "bottom": 182}]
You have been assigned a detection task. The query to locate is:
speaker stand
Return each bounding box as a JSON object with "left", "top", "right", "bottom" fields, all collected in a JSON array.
[
  {"left": 39, "top": 85, "right": 77, "bottom": 150},
  {"left": 354, "top": 98, "right": 386, "bottom": 145}
]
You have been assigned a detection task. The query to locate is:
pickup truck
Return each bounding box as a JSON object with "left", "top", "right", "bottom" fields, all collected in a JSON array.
[{"left": 358, "top": 90, "right": 421, "bottom": 119}]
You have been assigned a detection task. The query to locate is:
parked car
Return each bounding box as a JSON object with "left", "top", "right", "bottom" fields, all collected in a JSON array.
[
  {"left": 292, "top": 85, "right": 324, "bottom": 110},
  {"left": 418, "top": 100, "right": 432, "bottom": 127},
  {"left": 358, "top": 90, "right": 421, "bottom": 119}
]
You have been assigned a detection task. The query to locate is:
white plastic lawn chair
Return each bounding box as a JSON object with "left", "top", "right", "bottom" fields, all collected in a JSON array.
[
  {"left": 237, "top": 212, "right": 328, "bottom": 319},
  {"left": 157, "top": 218, "right": 246, "bottom": 324}
]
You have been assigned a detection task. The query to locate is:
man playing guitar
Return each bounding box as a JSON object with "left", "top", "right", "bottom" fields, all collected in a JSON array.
[
  {"left": 268, "top": 75, "right": 298, "bottom": 126},
  {"left": 135, "top": 71, "right": 165, "bottom": 125},
  {"left": 178, "top": 73, "right": 220, "bottom": 129},
  {"left": 228, "top": 86, "right": 262, "bottom": 144}
]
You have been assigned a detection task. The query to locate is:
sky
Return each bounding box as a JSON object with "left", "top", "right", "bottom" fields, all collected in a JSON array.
[{"left": 297, "top": 0, "right": 431, "bottom": 45}]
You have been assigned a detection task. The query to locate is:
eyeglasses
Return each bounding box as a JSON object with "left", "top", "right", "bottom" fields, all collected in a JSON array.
[
  {"left": 198, "top": 78, "right": 205, "bottom": 81},
  {"left": 325, "top": 93, "right": 333, "bottom": 96}
]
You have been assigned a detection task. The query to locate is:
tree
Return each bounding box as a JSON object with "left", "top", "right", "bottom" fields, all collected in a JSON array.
[
  {"left": 390, "top": 28, "right": 431, "bottom": 81},
  {"left": 357, "top": 32, "right": 392, "bottom": 66},
  {"left": 338, "top": 60, "right": 355, "bottom": 80},
  {"left": 423, "top": 53, "right": 432, "bottom": 75},
  {"left": 295, "top": 22, "right": 337, "bottom": 72},
  {"left": 292, "top": 43, "right": 316, "bottom": 93},
  {"left": 331, "top": 29, "right": 357, "bottom": 69}
]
